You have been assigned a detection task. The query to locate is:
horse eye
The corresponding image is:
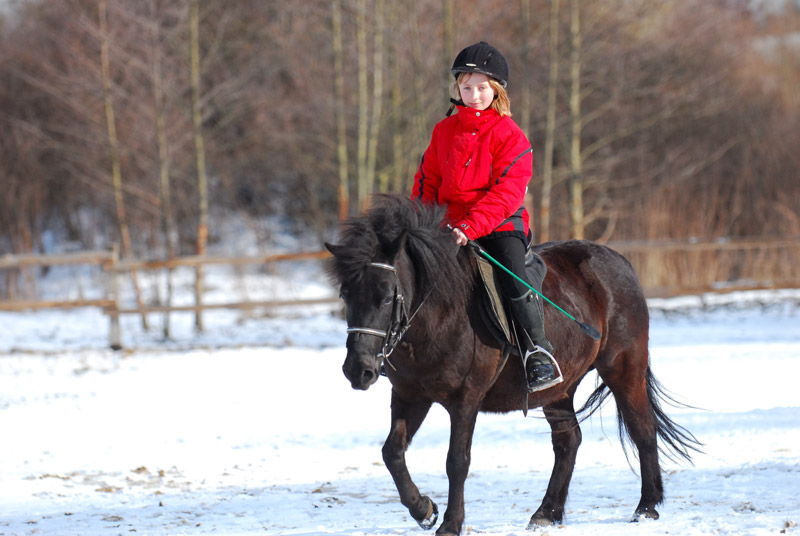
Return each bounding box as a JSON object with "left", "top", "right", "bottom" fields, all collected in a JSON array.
[{"left": 383, "top": 296, "right": 393, "bottom": 306}]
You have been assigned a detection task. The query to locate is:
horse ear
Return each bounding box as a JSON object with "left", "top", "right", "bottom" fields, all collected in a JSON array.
[
  {"left": 388, "top": 232, "right": 408, "bottom": 260},
  {"left": 325, "top": 242, "right": 345, "bottom": 257}
]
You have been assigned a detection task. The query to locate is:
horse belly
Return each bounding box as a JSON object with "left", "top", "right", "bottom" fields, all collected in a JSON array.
[
  {"left": 480, "top": 362, "right": 577, "bottom": 414},
  {"left": 480, "top": 364, "right": 529, "bottom": 413}
]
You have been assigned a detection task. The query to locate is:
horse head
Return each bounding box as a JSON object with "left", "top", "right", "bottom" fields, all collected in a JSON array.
[{"left": 326, "top": 232, "right": 410, "bottom": 390}]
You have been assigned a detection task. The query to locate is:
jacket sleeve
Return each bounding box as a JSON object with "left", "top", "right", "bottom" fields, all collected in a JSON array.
[
  {"left": 411, "top": 124, "right": 443, "bottom": 205},
  {"left": 455, "top": 124, "right": 533, "bottom": 240}
]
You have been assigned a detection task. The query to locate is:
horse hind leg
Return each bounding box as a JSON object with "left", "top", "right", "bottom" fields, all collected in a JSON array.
[
  {"left": 597, "top": 350, "right": 664, "bottom": 521},
  {"left": 528, "top": 394, "right": 582, "bottom": 528}
]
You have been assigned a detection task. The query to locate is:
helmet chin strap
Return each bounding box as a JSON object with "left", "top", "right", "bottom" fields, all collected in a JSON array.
[{"left": 446, "top": 98, "right": 463, "bottom": 117}]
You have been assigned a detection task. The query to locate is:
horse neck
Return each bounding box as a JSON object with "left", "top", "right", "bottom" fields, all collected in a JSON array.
[{"left": 402, "top": 249, "right": 476, "bottom": 350}]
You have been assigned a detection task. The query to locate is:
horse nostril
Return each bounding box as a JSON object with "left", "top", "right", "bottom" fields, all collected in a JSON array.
[{"left": 362, "top": 369, "right": 374, "bottom": 384}]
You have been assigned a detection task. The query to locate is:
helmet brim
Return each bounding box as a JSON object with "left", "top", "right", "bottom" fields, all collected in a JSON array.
[{"left": 451, "top": 67, "right": 507, "bottom": 88}]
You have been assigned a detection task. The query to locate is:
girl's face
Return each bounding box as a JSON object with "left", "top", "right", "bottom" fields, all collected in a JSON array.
[{"left": 458, "top": 73, "right": 496, "bottom": 111}]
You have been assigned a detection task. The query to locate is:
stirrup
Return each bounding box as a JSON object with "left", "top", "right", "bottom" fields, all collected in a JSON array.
[{"left": 524, "top": 345, "right": 563, "bottom": 393}]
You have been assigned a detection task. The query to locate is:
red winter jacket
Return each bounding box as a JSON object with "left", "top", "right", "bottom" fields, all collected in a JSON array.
[{"left": 412, "top": 105, "right": 533, "bottom": 241}]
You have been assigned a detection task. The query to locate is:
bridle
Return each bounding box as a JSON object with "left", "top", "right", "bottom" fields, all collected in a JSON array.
[{"left": 345, "top": 261, "right": 429, "bottom": 372}]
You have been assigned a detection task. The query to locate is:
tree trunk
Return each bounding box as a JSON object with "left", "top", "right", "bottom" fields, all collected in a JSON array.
[
  {"left": 99, "top": 0, "right": 148, "bottom": 330},
  {"left": 443, "top": 0, "right": 454, "bottom": 86},
  {"left": 356, "top": 0, "right": 369, "bottom": 212},
  {"left": 519, "top": 0, "right": 531, "bottom": 140},
  {"left": 568, "top": 0, "right": 584, "bottom": 239},
  {"left": 331, "top": 0, "right": 350, "bottom": 219},
  {"left": 387, "top": 0, "right": 405, "bottom": 194},
  {"left": 519, "top": 0, "right": 535, "bottom": 239},
  {"left": 409, "top": 0, "right": 427, "bottom": 183},
  {"left": 541, "top": 0, "right": 560, "bottom": 243},
  {"left": 150, "top": 0, "right": 176, "bottom": 339},
  {"left": 365, "top": 0, "right": 384, "bottom": 203},
  {"left": 190, "top": 0, "right": 208, "bottom": 331}
]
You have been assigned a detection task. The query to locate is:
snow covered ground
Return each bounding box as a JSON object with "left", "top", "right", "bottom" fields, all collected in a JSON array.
[{"left": 1, "top": 267, "right": 799, "bottom": 535}]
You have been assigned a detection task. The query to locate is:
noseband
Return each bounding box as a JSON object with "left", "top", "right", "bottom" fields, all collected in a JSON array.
[{"left": 345, "top": 261, "right": 428, "bottom": 372}]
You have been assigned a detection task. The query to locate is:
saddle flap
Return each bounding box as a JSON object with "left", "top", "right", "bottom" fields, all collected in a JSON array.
[
  {"left": 474, "top": 246, "right": 549, "bottom": 349},
  {"left": 475, "top": 251, "right": 512, "bottom": 343}
]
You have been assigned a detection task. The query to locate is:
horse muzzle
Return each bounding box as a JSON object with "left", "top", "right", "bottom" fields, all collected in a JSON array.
[{"left": 342, "top": 350, "right": 381, "bottom": 390}]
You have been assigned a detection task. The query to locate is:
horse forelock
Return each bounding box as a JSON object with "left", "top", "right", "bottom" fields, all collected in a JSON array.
[
  {"left": 325, "top": 219, "right": 378, "bottom": 287},
  {"left": 327, "top": 195, "right": 473, "bottom": 311}
]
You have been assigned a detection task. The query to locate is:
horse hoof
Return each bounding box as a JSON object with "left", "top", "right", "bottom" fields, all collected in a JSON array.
[
  {"left": 631, "top": 506, "right": 659, "bottom": 522},
  {"left": 527, "top": 516, "right": 556, "bottom": 530},
  {"left": 417, "top": 496, "right": 439, "bottom": 530}
]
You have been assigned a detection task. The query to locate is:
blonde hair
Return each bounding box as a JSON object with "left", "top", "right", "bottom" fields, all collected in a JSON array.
[{"left": 450, "top": 73, "right": 512, "bottom": 117}]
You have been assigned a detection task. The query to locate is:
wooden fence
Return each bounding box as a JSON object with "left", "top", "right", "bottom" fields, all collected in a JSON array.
[
  {"left": 1, "top": 237, "right": 798, "bottom": 349},
  {"left": 0, "top": 248, "right": 338, "bottom": 349},
  {"left": 606, "top": 236, "right": 800, "bottom": 297}
]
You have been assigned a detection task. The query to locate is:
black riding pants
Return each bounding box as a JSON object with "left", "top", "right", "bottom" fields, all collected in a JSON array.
[{"left": 476, "top": 235, "right": 531, "bottom": 298}]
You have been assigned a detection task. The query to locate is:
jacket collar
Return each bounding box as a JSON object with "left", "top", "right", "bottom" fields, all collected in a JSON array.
[{"left": 455, "top": 105, "right": 499, "bottom": 128}]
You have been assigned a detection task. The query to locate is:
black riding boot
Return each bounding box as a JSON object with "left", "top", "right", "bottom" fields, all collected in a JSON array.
[{"left": 510, "top": 290, "right": 563, "bottom": 393}]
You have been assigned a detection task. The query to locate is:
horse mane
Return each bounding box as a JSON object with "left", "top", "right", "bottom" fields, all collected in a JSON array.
[{"left": 327, "top": 194, "right": 473, "bottom": 311}]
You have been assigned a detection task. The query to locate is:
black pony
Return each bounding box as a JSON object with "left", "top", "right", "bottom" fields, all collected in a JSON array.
[{"left": 326, "top": 195, "right": 699, "bottom": 536}]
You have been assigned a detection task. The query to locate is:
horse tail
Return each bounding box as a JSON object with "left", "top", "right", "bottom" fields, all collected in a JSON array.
[
  {"left": 577, "top": 367, "right": 703, "bottom": 464},
  {"left": 641, "top": 368, "right": 704, "bottom": 462}
]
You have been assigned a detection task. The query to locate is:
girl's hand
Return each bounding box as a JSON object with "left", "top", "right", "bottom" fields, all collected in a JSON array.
[{"left": 452, "top": 227, "right": 469, "bottom": 246}]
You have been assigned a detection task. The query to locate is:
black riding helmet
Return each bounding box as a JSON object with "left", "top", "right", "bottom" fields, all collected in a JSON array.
[{"left": 450, "top": 41, "right": 509, "bottom": 88}]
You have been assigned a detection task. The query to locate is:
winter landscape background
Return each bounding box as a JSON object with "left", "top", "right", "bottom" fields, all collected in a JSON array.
[
  {"left": 2, "top": 2, "right": 799, "bottom": 534},
  {"left": 1, "top": 261, "right": 798, "bottom": 536}
]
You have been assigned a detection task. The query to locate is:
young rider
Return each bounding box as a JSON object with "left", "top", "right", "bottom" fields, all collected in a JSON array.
[{"left": 411, "top": 41, "right": 562, "bottom": 392}]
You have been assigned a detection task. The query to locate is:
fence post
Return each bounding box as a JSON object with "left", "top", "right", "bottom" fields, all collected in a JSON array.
[{"left": 107, "top": 245, "right": 122, "bottom": 350}]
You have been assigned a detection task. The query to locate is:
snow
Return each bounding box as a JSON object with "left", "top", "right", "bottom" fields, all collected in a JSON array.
[{"left": 1, "top": 265, "right": 799, "bottom": 535}]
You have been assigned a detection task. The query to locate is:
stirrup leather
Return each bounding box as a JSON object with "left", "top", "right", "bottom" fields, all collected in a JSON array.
[{"left": 524, "top": 345, "right": 564, "bottom": 393}]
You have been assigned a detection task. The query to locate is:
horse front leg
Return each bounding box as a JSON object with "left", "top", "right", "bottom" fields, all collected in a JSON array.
[
  {"left": 437, "top": 402, "right": 480, "bottom": 536},
  {"left": 529, "top": 394, "right": 581, "bottom": 528},
  {"left": 382, "top": 390, "right": 438, "bottom": 529}
]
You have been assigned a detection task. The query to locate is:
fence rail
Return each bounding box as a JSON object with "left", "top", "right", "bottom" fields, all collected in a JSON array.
[
  {"left": 114, "top": 250, "right": 330, "bottom": 271},
  {"left": 1, "top": 237, "right": 799, "bottom": 348},
  {"left": 605, "top": 236, "right": 800, "bottom": 253},
  {"left": 0, "top": 250, "right": 114, "bottom": 269}
]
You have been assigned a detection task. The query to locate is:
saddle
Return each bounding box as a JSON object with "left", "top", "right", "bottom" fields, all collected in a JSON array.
[
  {"left": 474, "top": 246, "right": 548, "bottom": 415},
  {"left": 473, "top": 246, "right": 548, "bottom": 353}
]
